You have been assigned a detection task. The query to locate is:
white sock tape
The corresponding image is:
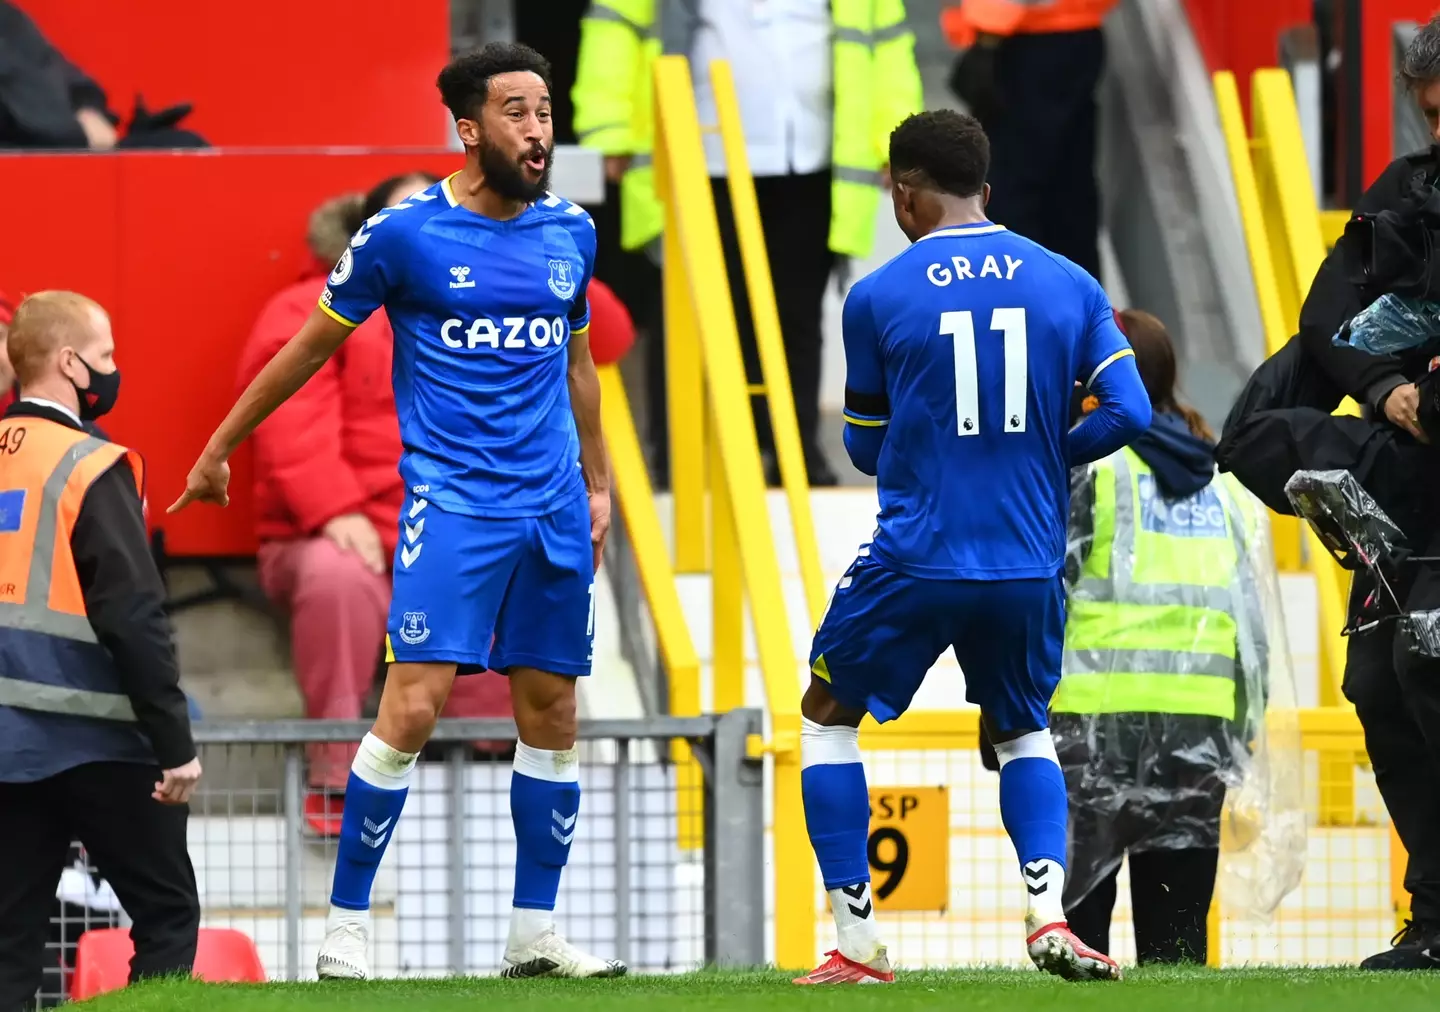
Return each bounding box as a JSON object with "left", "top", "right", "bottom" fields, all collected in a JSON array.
[
  {"left": 992, "top": 728, "right": 1058, "bottom": 769},
  {"left": 801, "top": 717, "right": 862, "bottom": 768}
]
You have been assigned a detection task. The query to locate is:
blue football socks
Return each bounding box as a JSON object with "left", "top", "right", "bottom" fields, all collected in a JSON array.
[
  {"left": 801, "top": 718, "right": 881, "bottom": 961},
  {"left": 994, "top": 729, "right": 1069, "bottom": 926},
  {"left": 330, "top": 733, "right": 418, "bottom": 912},
  {"left": 508, "top": 741, "right": 581, "bottom": 947}
]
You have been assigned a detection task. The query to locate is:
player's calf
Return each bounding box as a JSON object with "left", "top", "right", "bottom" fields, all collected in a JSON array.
[
  {"left": 990, "top": 726, "right": 1118, "bottom": 981},
  {"left": 318, "top": 731, "right": 422, "bottom": 980},
  {"left": 796, "top": 683, "right": 890, "bottom": 980},
  {"left": 501, "top": 667, "right": 626, "bottom": 978},
  {"left": 318, "top": 662, "right": 455, "bottom": 979}
]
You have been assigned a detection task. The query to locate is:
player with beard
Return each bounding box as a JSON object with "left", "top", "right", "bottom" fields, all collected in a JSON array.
[{"left": 169, "top": 43, "right": 620, "bottom": 980}]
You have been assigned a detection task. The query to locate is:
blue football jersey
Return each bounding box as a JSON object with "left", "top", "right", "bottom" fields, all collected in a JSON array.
[
  {"left": 319, "top": 174, "right": 596, "bottom": 517},
  {"left": 842, "top": 222, "right": 1133, "bottom": 580}
]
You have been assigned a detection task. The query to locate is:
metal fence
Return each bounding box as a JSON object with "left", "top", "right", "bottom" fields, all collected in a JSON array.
[
  {"left": 35, "top": 710, "right": 762, "bottom": 1006},
  {"left": 827, "top": 723, "right": 1397, "bottom": 969}
]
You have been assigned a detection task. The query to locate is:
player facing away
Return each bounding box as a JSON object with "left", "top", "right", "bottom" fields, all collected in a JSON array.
[
  {"left": 169, "top": 44, "right": 625, "bottom": 980},
  {"left": 792, "top": 110, "right": 1151, "bottom": 985}
]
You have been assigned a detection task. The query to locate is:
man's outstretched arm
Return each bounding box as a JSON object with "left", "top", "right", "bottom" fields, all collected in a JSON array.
[{"left": 170, "top": 309, "right": 353, "bottom": 511}]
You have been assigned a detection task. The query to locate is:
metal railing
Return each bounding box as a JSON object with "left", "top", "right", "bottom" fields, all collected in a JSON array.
[
  {"left": 36, "top": 711, "right": 762, "bottom": 1006},
  {"left": 822, "top": 708, "right": 1400, "bottom": 968}
]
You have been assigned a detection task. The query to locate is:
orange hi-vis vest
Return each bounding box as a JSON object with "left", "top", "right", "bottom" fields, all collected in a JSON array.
[
  {"left": 942, "top": 0, "right": 1117, "bottom": 48},
  {"left": 0, "top": 415, "right": 146, "bottom": 729}
]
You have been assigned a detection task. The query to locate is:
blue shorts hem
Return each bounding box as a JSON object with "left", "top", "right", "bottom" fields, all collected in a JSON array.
[
  {"left": 388, "top": 650, "right": 492, "bottom": 669},
  {"left": 490, "top": 651, "right": 591, "bottom": 677}
]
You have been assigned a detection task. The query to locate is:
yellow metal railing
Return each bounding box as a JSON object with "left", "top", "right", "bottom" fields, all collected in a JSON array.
[
  {"left": 841, "top": 707, "right": 1398, "bottom": 968},
  {"left": 613, "top": 54, "right": 1408, "bottom": 968},
  {"left": 709, "top": 60, "right": 828, "bottom": 629},
  {"left": 1215, "top": 68, "right": 1406, "bottom": 927},
  {"left": 651, "top": 54, "right": 815, "bottom": 966},
  {"left": 597, "top": 366, "right": 705, "bottom": 845}
]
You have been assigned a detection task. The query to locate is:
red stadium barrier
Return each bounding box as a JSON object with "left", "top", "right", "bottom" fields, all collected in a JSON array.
[
  {"left": 14, "top": 0, "right": 450, "bottom": 147},
  {"left": 0, "top": 150, "right": 459, "bottom": 556}
]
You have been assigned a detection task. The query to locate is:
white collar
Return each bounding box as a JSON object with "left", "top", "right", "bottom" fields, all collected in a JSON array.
[
  {"left": 919, "top": 223, "right": 1008, "bottom": 240},
  {"left": 20, "top": 396, "right": 82, "bottom": 425}
]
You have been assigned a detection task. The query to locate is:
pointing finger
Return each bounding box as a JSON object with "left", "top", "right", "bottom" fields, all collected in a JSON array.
[{"left": 166, "top": 489, "right": 194, "bottom": 514}]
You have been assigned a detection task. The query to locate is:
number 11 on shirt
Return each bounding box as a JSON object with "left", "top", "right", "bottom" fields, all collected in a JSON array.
[{"left": 942, "top": 307, "right": 1028, "bottom": 436}]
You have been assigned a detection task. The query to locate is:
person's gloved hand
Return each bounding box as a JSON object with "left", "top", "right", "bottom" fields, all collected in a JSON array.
[
  {"left": 948, "top": 35, "right": 1005, "bottom": 125},
  {"left": 128, "top": 96, "right": 194, "bottom": 135}
]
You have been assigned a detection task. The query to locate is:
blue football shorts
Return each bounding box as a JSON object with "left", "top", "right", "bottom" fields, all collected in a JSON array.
[
  {"left": 808, "top": 553, "right": 1065, "bottom": 732},
  {"left": 385, "top": 491, "right": 594, "bottom": 677}
]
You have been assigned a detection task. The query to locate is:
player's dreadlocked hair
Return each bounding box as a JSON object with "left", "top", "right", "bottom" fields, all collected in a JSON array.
[
  {"left": 437, "top": 42, "right": 553, "bottom": 121},
  {"left": 888, "top": 110, "right": 990, "bottom": 199}
]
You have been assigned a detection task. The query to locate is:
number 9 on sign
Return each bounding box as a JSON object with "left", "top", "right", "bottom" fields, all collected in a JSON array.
[{"left": 866, "top": 787, "right": 948, "bottom": 912}]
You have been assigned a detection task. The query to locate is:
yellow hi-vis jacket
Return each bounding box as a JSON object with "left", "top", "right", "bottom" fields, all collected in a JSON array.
[
  {"left": 1052, "top": 447, "right": 1260, "bottom": 721},
  {"left": 572, "top": 0, "right": 924, "bottom": 257}
]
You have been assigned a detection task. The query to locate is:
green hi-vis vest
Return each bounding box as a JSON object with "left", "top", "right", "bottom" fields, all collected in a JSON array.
[
  {"left": 572, "top": 0, "right": 923, "bottom": 257},
  {"left": 1052, "top": 447, "right": 1255, "bottom": 720}
]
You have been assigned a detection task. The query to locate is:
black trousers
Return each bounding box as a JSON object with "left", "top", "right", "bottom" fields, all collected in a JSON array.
[
  {"left": 1056, "top": 712, "right": 1229, "bottom": 964},
  {"left": 640, "top": 170, "right": 834, "bottom": 475},
  {"left": 981, "top": 29, "right": 1105, "bottom": 279},
  {"left": 0, "top": 762, "right": 199, "bottom": 1012},
  {"left": 1066, "top": 847, "right": 1219, "bottom": 964},
  {"left": 1344, "top": 558, "right": 1440, "bottom": 926},
  {"left": 712, "top": 170, "right": 834, "bottom": 459}
]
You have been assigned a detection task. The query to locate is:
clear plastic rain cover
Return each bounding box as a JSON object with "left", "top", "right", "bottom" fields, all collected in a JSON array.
[
  {"left": 1285, "top": 468, "right": 1440, "bottom": 659},
  {"left": 1059, "top": 468, "right": 1306, "bottom": 920}
]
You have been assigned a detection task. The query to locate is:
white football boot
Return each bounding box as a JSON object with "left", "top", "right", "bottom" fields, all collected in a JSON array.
[
  {"left": 500, "top": 927, "right": 628, "bottom": 978},
  {"left": 316, "top": 915, "right": 370, "bottom": 980}
]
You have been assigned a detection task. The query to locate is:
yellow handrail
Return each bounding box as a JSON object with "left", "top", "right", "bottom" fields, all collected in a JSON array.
[
  {"left": 709, "top": 59, "right": 829, "bottom": 629},
  {"left": 653, "top": 54, "right": 813, "bottom": 967},
  {"left": 1213, "top": 71, "right": 1303, "bottom": 572},
  {"left": 1245, "top": 70, "right": 1355, "bottom": 714},
  {"left": 598, "top": 366, "right": 705, "bottom": 847},
  {"left": 1215, "top": 68, "right": 1394, "bottom": 902},
  {"left": 851, "top": 706, "right": 1366, "bottom": 752}
]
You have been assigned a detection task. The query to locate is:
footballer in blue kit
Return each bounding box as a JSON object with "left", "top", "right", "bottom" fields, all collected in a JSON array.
[
  {"left": 792, "top": 111, "right": 1151, "bottom": 986},
  {"left": 172, "top": 44, "right": 624, "bottom": 980}
]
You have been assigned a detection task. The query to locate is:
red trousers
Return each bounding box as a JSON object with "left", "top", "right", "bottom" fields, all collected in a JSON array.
[{"left": 257, "top": 537, "right": 513, "bottom": 789}]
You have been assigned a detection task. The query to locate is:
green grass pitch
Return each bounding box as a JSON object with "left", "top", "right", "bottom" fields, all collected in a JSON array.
[{"left": 74, "top": 966, "right": 1440, "bottom": 1012}]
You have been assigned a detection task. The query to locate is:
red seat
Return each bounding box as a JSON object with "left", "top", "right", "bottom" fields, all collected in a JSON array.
[{"left": 69, "top": 927, "right": 266, "bottom": 1000}]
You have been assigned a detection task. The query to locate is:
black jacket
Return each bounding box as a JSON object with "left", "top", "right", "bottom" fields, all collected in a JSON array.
[
  {"left": 2, "top": 401, "right": 194, "bottom": 768},
  {"left": 0, "top": 2, "right": 112, "bottom": 149},
  {"left": 1298, "top": 148, "right": 1440, "bottom": 414}
]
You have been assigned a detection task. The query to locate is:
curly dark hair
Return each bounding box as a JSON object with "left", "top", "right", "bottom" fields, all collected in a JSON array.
[
  {"left": 437, "top": 42, "right": 552, "bottom": 122},
  {"left": 888, "top": 110, "right": 990, "bottom": 199}
]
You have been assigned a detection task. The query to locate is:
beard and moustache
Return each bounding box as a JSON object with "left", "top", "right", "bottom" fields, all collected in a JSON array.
[{"left": 478, "top": 134, "right": 553, "bottom": 203}]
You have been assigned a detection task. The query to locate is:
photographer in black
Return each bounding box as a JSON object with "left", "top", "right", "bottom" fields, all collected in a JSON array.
[{"left": 1278, "top": 15, "right": 1440, "bottom": 970}]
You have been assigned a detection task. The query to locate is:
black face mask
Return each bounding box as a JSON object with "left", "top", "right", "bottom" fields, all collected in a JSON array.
[{"left": 72, "top": 357, "right": 120, "bottom": 421}]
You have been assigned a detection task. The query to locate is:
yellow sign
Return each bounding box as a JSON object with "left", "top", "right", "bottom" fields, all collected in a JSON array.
[{"left": 867, "top": 787, "right": 949, "bottom": 912}]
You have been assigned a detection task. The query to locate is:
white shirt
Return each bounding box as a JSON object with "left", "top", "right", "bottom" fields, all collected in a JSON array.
[
  {"left": 692, "top": 0, "right": 833, "bottom": 178},
  {"left": 20, "top": 396, "right": 81, "bottom": 426}
]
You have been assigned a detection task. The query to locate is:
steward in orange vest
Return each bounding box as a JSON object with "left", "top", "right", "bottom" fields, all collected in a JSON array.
[
  {"left": 0, "top": 415, "right": 162, "bottom": 758},
  {"left": 0, "top": 291, "right": 199, "bottom": 1009}
]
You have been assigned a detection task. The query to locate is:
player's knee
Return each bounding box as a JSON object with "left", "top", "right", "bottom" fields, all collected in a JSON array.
[
  {"left": 512, "top": 671, "right": 578, "bottom": 746},
  {"left": 383, "top": 680, "right": 446, "bottom": 739}
]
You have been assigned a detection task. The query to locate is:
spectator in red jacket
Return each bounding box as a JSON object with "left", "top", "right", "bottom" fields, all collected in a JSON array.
[{"left": 240, "top": 173, "right": 514, "bottom": 835}]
